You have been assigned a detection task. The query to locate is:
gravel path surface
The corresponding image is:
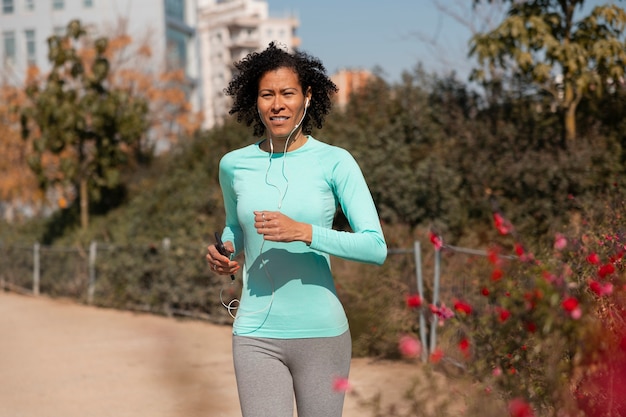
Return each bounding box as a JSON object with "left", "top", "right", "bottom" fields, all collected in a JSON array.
[{"left": 0, "top": 291, "right": 424, "bottom": 417}]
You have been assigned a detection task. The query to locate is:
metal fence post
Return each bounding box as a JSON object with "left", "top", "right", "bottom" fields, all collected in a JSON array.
[
  {"left": 88, "top": 241, "right": 97, "bottom": 304},
  {"left": 429, "top": 248, "right": 441, "bottom": 353},
  {"left": 33, "top": 242, "right": 40, "bottom": 296},
  {"left": 413, "top": 241, "right": 428, "bottom": 362}
]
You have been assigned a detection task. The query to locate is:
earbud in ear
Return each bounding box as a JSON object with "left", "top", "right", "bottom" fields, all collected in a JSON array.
[{"left": 305, "top": 98, "right": 310, "bottom": 108}]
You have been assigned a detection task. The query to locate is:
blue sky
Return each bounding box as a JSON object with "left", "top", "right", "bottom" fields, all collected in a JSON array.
[{"left": 268, "top": 0, "right": 617, "bottom": 83}]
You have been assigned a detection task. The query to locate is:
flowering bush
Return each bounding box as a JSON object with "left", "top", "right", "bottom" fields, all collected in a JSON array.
[{"left": 397, "top": 196, "right": 626, "bottom": 416}]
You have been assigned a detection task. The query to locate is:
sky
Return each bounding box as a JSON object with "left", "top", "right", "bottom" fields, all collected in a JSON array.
[{"left": 267, "top": 0, "right": 617, "bottom": 84}]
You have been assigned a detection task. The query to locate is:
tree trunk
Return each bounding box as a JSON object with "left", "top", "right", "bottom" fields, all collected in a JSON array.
[
  {"left": 563, "top": 82, "right": 577, "bottom": 141},
  {"left": 564, "top": 103, "right": 577, "bottom": 142},
  {"left": 80, "top": 178, "right": 88, "bottom": 229}
]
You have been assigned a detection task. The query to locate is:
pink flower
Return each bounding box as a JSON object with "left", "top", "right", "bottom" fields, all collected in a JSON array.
[
  {"left": 398, "top": 335, "right": 421, "bottom": 358},
  {"left": 570, "top": 307, "right": 582, "bottom": 320},
  {"left": 589, "top": 280, "right": 613, "bottom": 297},
  {"left": 405, "top": 294, "right": 422, "bottom": 309},
  {"left": 554, "top": 233, "right": 567, "bottom": 250},
  {"left": 493, "top": 367, "right": 502, "bottom": 377},
  {"left": 493, "top": 212, "right": 513, "bottom": 235},
  {"left": 508, "top": 398, "right": 535, "bottom": 417},
  {"left": 429, "top": 231, "right": 443, "bottom": 250},
  {"left": 430, "top": 303, "right": 454, "bottom": 321},
  {"left": 332, "top": 377, "right": 352, "bottom": 392}
]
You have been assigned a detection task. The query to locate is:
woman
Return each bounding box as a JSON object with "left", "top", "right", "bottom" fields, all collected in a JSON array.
[{"left": 206, "top": 42, "right": 387, "bottom": 417}]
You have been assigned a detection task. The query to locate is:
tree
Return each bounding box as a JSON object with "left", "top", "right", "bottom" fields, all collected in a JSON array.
[
  {"left": 0, "top": 82, "right": 41, "bottom": 222},
  {"left": 20, "top": 20, "right": 150, "bottom": 229},
  {"left": 469, "top": 0, "right": 626, "bottom": 142},
  {"left": 101, "top": 20, "right": 203, "bottom": 152}
]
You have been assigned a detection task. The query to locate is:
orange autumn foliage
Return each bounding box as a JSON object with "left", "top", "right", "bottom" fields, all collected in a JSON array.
[
  {"left": 0, "top": 85, "right": 41, "bottom": 206},
  {"left": 95, "top": 23, "right": 203, "bottom": 145}
]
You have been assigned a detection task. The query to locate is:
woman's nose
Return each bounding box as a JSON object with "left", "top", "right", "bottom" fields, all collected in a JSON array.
[{"left": 271, "top": 97, "right": 284, "bottom": 111}]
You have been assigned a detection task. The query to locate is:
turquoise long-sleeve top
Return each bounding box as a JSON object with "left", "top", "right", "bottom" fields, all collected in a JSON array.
[{"left": 219, "top": 136, "right": 387, "bottom": 338}]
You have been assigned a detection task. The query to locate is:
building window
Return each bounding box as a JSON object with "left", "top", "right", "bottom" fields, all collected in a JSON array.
[
  {"left": 164, "top": 0, "right": 184, "bottom": 20},
  {"left": 25, "top": 29, "right": 36, "bottom": 66},
  {"left": 166, "top": 27, "right": 187, "bottom": 71},
  {"left": 52, "top": 0, "right": 64, "bottom": 10},
  {"left": 25, "top": 0, "right": 34, "bottom": 11},
  {"left": 83, "top": 0, "right": 93, "bottom": 7},
  {"left": 2, "top": 0, "right": 14, "bottom": 14},
  {"left": 3, "top": 31, "right": 16, "bottom": 64}
]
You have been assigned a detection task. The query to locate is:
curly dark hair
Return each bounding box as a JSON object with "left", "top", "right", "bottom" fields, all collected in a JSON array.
[{"left": 224, "top": 42, "right": 338, "bottom": 137}]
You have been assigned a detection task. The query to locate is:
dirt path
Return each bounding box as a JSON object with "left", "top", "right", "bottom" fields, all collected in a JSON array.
[{"left": 0, "top": 291, "right": 425, "bottom": 417}]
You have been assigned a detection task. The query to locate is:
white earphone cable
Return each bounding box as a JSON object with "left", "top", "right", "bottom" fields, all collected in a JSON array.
[{"left": 220, "top": 101, "right": 308, "bottom": 319}]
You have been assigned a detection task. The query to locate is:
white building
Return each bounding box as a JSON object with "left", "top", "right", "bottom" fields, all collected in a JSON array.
[
  {"left": 196, "top": 0, "right": 299, "bottom": 128},
  {"left": 0, "top": 0, "right": 198, "bottom": 92},
  {"left": 0, "top": 0, "right": 299, "bottom": 130}
]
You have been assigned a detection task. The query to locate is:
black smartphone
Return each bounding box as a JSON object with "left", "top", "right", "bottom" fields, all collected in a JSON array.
[
  {"left": 214, "top": 232, "right": 235, "bottom": 280},
  {"left": 214, "top": 232, "right": 229, "bottom": 257}
]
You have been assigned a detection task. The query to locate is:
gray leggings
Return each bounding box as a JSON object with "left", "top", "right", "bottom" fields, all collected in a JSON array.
[{"left": 232, "top": 331, "right": 351, "bottom": 417}]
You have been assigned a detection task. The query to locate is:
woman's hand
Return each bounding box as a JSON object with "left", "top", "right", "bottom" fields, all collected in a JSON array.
[
  {"left": 254, "top": 211, "right": 312, "bottom": 245},
  {"left": 206, "top": 241, "right": 240, "bottom": 276}
]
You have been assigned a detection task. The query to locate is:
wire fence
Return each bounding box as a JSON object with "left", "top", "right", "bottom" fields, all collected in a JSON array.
[
  {"left": 0, "top": 239, "right": 506, "bottom": 359},
  {"left": 0, "top": 239, "right": 230, "bottom": 323}
]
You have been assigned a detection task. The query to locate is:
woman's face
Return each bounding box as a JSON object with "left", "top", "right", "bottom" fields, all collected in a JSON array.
[{"left": 257, "top": 67, "right": 311, "bottom": 141}]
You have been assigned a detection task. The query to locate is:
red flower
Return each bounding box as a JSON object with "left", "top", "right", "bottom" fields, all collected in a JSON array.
[
  {"left": 508, "top": 398, "right": 535, "bottom": 417},
  {"left": 610, "top": 250, "right": 624, "bottom": 263},
  {"left": 429, "top": 231, "right": 443, "bottom": 251},
  {"left": 526, "top": 322, "right": 537, "bottom": 333},
  {"left": 429, "top": 348, "right": 444, "bottom": 364},
  {"left": 542, "top": 271, "right": 556, "bottom": 283},
  {"left": 458, "top": 337, "right": 470, "bottom": 358},
  {"left": 589, "top": 280, "right": 613, "bottom": 297},
  {"left": 562, "top": 296, "right": 579, "bottom": 312},
  {"left": 454, "top": 300, "right": 472, "bottom": 315},
  {"left": 487, "top": 246, "right": 502, "bottom": 265},
  {"left": 498, "top": 308, "right": 511, "bottom": 322},
  {"left": 481, "top": 287, "right": 490, "bottom": 296},
  {"left": 491, "top": 269, "right": 503, "bottom": 281},
  {"left": 586, "top": 253, "right": 600, "bottom": 265},
  {"left": 405, "top": 294, "right": 422, "bottom": 309},
  {"left": 598, "top": 263, "right": 615, "bottom": 279},
  {"left": 514, "top": 242, "right": 525, "bottom": 256}
]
